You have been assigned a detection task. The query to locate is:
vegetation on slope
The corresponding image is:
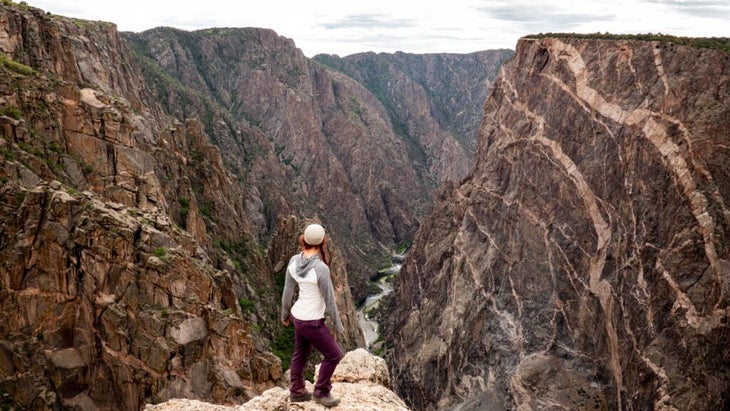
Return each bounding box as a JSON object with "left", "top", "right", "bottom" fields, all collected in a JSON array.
[{"left": 525, "top": 32, "right": 730, "bottom": 52}]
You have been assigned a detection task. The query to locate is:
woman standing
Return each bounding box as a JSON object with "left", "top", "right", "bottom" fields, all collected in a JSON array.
[{"left": 281, "top": 223, "right": 344, "bottom": 407}]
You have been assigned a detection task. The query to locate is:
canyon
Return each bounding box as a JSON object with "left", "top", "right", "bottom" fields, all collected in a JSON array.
[
  {"left": 0, "top": 1, "right": 510, "bottom": 409},
  {"left": 1, "top": 1, "right": 728, "bottom": 410},
  {"left": 121, "top": 27, "right": 512, "bottom": 303}
]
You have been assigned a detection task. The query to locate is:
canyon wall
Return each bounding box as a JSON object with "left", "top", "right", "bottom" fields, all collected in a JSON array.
[
  {"left": 314, "top": 50, "right": 512, "bottom": 183},
  {"left": 383, "top": 36, "right": 730, "bottom": 410}
]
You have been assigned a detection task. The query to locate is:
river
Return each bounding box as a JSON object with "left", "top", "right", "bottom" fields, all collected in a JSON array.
[{"left": 356, "top": 252, "right": 405, "bottom": 349}]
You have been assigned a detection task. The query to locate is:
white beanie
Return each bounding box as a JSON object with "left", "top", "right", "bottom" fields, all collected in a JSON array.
[{"left": 303, "top": 223, "right": 325, "bottom": 245}]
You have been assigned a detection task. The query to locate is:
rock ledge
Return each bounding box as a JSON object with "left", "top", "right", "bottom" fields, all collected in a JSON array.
[{"left": 145, "top": 349, "right": 410, "bottom": 410}]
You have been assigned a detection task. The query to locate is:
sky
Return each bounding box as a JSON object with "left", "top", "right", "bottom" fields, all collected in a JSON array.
[{"left": 27, "top": 0, "right": 730, "bottom": 57}]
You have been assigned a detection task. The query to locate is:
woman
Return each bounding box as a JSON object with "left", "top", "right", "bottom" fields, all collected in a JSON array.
[{"left": 280, "top": 223, "right": 344, "bottom": 407}]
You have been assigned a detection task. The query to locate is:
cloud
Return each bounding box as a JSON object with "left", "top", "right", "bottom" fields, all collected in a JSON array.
[
  {"left": 646, "top": 0, "right": 730, "bottom": 18},
  {"left": 26, "top": 0, "right": 730, "bottom": 57},
  {"left": 474, "top": 0, "right": 614, "bottom": 32},
  {"left": 319, "top": 14, "right": 416, "bottom": 31}
]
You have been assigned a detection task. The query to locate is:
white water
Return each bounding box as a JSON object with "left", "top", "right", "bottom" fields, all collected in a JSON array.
[{"left": 357, "top": 257, "right": 403, "bottom": 348}]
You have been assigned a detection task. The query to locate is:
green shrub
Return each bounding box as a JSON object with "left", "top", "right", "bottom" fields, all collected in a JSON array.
[
  {"left": 219, "top": 239, "right": 248, "bottom": 272},
  {"left": 0, "top": 146, "right": 14, "bottom": 161},
  {"left": 44, "top": 157, "right": 62, "bottom": 173},
  {"left": 153, "top": 247, "right": 166, "bottom": 257},
  {"left": 221, "top": 239, "right": 248, "bottom": 257},
  {"left": 4, "top": 106, "right": 22, "bottom": 120},
  {"left": 178, "top": 197, "right": 190, "bottom": 222},
  {"left": 396, "top": 241, "right": 411, "bottom": 255},
  {"left": 18, "top": 142, "right": 41, "bottom": 156},
  {"left": 47, "top": 142, "right": 62, "bottom": 153},
  {"left": 239, "top": 298, "right": 255, "bottom": 314},
  {"left": 0, "top": 54, "right": 36, "bottom": 76},
  {"left": 272, "top": 326, "right": 295, "bottom": 370},
  {"left": 198, "top": 202, "right": 212, "bottom": 219}
]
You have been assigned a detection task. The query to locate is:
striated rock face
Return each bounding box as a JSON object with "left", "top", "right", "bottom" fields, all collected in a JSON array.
[
  {"left": 145, "top": 349, "right": 410, "bottom": 411},
  {"left": 383, "top": 37, "right": 730, "bottom": 410}
]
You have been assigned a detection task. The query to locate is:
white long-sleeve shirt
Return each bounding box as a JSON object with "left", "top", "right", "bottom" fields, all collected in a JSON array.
[{"left": 281, "top": 253, "right": 344, "bottom": 334}]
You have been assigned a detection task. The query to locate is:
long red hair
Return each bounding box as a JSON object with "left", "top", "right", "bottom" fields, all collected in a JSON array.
[{"left": 300, "top": 235, "right": 329, "bottom": 266}]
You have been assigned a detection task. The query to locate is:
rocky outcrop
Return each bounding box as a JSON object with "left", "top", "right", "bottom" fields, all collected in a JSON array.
[
  {"left": 0, "top": 181, "right": 281, "bottom": 410},
  {"left": 383, "top": 36, "right": 730, "bottom": 410},
  {"left": 145, "top": 349, "right": 410, "bottom": 411}
]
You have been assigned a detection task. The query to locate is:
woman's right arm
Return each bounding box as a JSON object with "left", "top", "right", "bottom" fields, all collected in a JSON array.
[{"left": 317, "top": 265, "right": 344, "bottom": 335}]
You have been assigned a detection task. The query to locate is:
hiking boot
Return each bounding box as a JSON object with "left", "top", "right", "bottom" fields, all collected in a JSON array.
[
  {"left": 313, "top": 394, "right": 340, "bottom": 408},
  {"left": 289, "top": 391, "right": 312, "bottom": 402}
]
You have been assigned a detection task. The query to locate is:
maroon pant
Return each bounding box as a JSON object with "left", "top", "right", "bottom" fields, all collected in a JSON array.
[{"left": 290, "top": 317, "right": 342, "bottom": 397}]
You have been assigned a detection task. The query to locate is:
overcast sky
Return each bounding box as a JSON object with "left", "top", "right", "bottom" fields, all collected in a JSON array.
[{"left": 27, "top": 0, "right": 730, "bottom": 57}]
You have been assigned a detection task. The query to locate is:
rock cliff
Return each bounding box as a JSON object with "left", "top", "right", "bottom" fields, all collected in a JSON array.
[
  {"left": 0, "top": 1, "right": 509, "bottom": 409},
  {"left": 383, "top": 36, "right": 730, "bottom": 410},
  {"left": 0, "top": 181, "right": 281, "bottom": 409},
  {"left": 0, "top": 3, "right": 362, "bottom": 409}
]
